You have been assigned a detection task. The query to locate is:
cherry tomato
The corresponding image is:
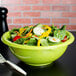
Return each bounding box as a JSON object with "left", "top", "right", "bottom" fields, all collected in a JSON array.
[
  {"left": 34, "top": 35, "right": 38, "bottom": 37},
  {"left": 61, "top": 36, "right": 67, "bottom": 42},
  {"left": 13, "top": 36, "right": 21, "bottom": 42}
]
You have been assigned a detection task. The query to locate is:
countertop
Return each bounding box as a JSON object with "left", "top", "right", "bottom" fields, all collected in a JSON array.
[{"left": 0, "top": 31, "right": 76, "bottom": 76}]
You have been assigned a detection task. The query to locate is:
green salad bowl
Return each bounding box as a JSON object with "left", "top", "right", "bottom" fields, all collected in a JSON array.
[{"left": 1, "top": 31, "right": 74, "bottom": 66}]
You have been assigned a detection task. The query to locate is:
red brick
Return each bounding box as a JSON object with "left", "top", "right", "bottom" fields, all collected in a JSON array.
[
  {"left": 23, "top": 12, "right": 40, "bottom": 17},
  {"left": 5, "top": 6, "right": 31, "bottom": 11},
  {"left": 8, "top": 12, "right": 21, "bottom": 17},
  {"left": 13, "top": 18, "right": 31, "bottom": 24},
  {"left": 62, "top": 0, "right": 76, "bottom": 4},
  {"left": 23, "top": 25, "right": 33, "bottom": 27},
  {"left": 22, "top": 0, "right": 40, "bottom": 4},
  {"left": 70, "top": 18, "right": 76, "bottom": 24},
  {"left": 52, "top": 6, "right": 70, "bottom": 11},
  {"left": 32, "top": 6, "right": 50, "bottom": 11},
  {"left": 62, "top": 12, "right": 76, "bottom": 17},
  {"left": 42, "top": 0, "right": 60, "bottom": 4},
  {"left": 8, "top": 25, "right": 22, "bottom": 30},
  {"left": 41, "top": 12, "right": 61, "bottom": 17},
  {"left": 33, "top": 18, "right": 50, "bottom": 23},
  {"left": 66, "top": 25, "right": 76, "bottom": 30},
  {"left": 72, "top": 6, "right": 76, "bottom": 11},
  {"left": 2, "top": 0, "right": 21, "bottom": 4},
  {"left": 52, "top": 18, "right": 69, "bottom": 23},
  {"left": 7, "top": 19, "right": 12, "bottom": 24}
]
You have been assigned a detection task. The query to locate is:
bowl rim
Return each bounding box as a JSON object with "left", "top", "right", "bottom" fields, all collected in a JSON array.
[{"left": 1, "top": 31, "right": 75, "bottom": 49}]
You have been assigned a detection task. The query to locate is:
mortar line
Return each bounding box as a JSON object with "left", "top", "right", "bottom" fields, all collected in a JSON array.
[{"left": 2, "top": 3, "right": 76, "bottom": 6}]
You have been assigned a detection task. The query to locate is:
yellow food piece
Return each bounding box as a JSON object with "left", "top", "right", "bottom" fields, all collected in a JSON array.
[
  {"left": 58, "top": 30, "right": 60, "bottom": 33},
  {"left": 20, "top": 28, "right": 24, "bottom": 34},
  {"left": 29, "top": 25, "right": 33, "bottom": 27},
  {"left": 37, "top": 25, "right": 51, "bottom": 46},
  {"left": 53, "top": 38, "right": 56, "bottom": 41},
  {"left": 25, "top": 29, "right": 33, "bottom": 38},
  {"left": 15, "top": 31, "right": 20, "bottom": 36},
  {"left": 19, "top": 28, "right": 26, "bottom": 36},
  {"left": 24, "top": 40, "right": 29, "bottom": 44},
  {"left": 15, "top": 28, "right": 26, "bottom": 36},
  {"left": 30, "top": 33, "right": 32, "bottom": 36},
  {"left": 37, "top": 39, "right": 41, "bottom": 46},
  {"left": 18, "top": 33, "right": 21, "bottom": 36},
  {"left": 22, "top": 29, "right": 33, "bottom": 38}
]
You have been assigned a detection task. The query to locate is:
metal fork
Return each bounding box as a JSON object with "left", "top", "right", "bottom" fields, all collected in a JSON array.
[{"left": 0, "top": 53, "right": 27, "bottom": 76}]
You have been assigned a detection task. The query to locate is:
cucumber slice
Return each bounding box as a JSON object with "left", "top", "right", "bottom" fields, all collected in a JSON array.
[
  {"left": 33, "top": 27, "right": 44, "bottom": 36},
  {"left": 47, "top": 36, "right": 60, "bottom": 43}
]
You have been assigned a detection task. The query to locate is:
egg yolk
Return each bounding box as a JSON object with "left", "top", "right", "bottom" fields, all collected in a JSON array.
[{"left": 53, "top": 38, "right": 56, "bottom": 41}]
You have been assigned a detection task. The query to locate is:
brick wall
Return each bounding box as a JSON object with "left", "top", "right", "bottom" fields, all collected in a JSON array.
[{"left": 1, "top": 0, "right": 76, "bottom": 31}]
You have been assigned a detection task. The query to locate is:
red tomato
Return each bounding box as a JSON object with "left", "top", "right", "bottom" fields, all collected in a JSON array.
[
  {"left": 31, "top": 35, "right": 38, "bottom": 38},
  {"left": 61, "top": 36, "right": 67, "bottom": 42},
  {"left": 34, "top": 35, "right": 38, "bottom": 37},
  {"left": 13, "top": 36, "right": 21, "bottom": 42},
  {"left": 31, "top": 36, "right": 34, "bottom": 38}
]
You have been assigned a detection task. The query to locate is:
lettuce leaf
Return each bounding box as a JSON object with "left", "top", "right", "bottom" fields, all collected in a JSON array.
[
  {"left": 40, "top": 39, "right": 49, "bottom": 46},
  {"left": 10, "top": 28, "right": 19, "bottom": 34},
  {"left": 22, "top": 26, "right": 34, "bottom": 36},
  {"left": 49, "top": 24, "right": 58, "bottom": 36},
  {"left": 60, "top": 25, "right": 66, "bottom": 30},
  {"left": 27, "top": 38, "right": 37, "bottom": 46},
  {"left": 14, "top": 38, "right": 27, "bottom": 44},
  {"left": 54, "top": 29, "right": 66, "bottom": 40},
  {"left": 11, "top": 33, "right": 17, "bottom": 38},
  {"left": 54, "top": 25, "right": 67, "bottom": 40}
]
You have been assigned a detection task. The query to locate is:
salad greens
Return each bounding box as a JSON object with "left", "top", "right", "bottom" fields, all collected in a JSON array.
[
  {"left": 40, "top": 39, "right": 49, "bottom": 46},
  {"left": 14, "top": 38, "right": 26, "bottom": 44},
  {"left": 27, "top": 38, "right": 37, "bottom": 46},
  {"left": 9, "top": 23, "right": 70, "bottom": 46},
  {"left": 54, "top": 30, "right": 66, "bottom": 40}
]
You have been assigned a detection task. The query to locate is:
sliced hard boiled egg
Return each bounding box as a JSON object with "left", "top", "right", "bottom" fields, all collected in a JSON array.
[
  {"left": 48, "top": 36, "right": 60, "bottom": 43},
  {"left": 33, "top": 26, "right": 44, "bottom": 36}
]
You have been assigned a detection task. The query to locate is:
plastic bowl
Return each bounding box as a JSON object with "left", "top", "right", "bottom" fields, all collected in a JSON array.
[{"left": 1, "top": 31, "right": 74, "bottom": 66}]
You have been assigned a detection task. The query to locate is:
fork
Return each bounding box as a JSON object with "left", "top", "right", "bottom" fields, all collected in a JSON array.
[{"left": 0, "top": 53, "right": 27, "bottom": 76}]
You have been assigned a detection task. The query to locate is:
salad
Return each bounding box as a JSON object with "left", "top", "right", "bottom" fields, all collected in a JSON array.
[{"left": 9, "top": 24, "right": 70, "bottom": 46}]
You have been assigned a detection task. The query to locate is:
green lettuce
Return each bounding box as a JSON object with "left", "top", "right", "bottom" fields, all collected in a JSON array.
[
  {"left": 40, "top": 39, "right": 49, "bottom": 46},
  {"left": 22, "top": 26, "right": 34, "bottom": 36},
  {"left": 14, "top": 37, "right": 31, "bottom": 44},
  {"left": 54, "top": 25, "right": 66, "bottom": 40},
  {"left": 54, "top": 30, "right": 66, "bottom": 40},
  {"left": 27, "top": 38, "right": 37, "bottom": 46},
  {"left": 14, "top": 38, "right": 27, "bottom": 44}
]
